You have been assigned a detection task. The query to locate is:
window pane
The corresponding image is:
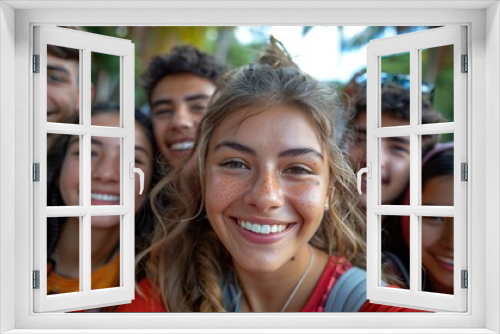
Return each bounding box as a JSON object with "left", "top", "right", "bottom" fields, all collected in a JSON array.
[
  {"left": 380, "top": 136, "right": 410, "bottom": 205},
  {"left": 421, "top": 216, "right": 454, "bottom": 294},
  {"left": 47, "top": 134, "right": 81, "bottom": 206},
  {"left": 47, "top": 45, "right": 80, "bottom": 124},
  {"left": 91, "top": 215, "right": 121, "bottom": 291},
  {"left": 91, "top": 136, "right": 121, "bottom": 205},
  {"left": 380, "top": 53, "right": 410, "bottom": 127},
  {"left": 421, "top": 135, "right": 454, "bottom": 206},
  {"left": 91, "top": 52, "right": 121, "bottom": 127},
  {"left": 421, "top": 44, "right": 454, "bottom": 123},
  {"left": 47, "top": 217, "right": 81, "bottom": 294},
  {"left": 381, "top": 215, "right": 410, "bottom": 290}
]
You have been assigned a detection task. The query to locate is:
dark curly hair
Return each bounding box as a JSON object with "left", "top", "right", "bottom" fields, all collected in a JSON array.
[
  {"left": 141, "top": 45, "right": 227, "bottom": 104},
  {"left": 351, "top": 81, "right": 444, "bottom": 125},
  {"left": 348, "top": 81, "right": 445, "bottom": 155}
]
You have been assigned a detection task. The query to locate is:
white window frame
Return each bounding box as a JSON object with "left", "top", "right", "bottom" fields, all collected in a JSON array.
[
  {"left": 365, "top": 26, "right": 468, "bottom": 312},
  {"left": 1, "top": 1, "right": 499, "bottom": 333},
  {"left": 33, "top": 26, "right": 136, "bottom": 312}
]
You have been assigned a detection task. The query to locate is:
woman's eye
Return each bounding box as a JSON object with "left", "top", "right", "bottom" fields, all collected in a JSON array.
[
  {"left": 284, "top": 166, "right": 312, "bottom": 175},
  {"left": 220, "top": 160, "right": 248, "bottom": 169},
  {"left": 91, "top": 149, "right": 98, "bottom": 158},
  {"left": 392, "top": 145, "right": 410, "bottom": 155}
]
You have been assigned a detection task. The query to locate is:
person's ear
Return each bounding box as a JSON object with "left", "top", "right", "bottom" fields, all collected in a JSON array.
[{"left": 324, "top": 188, "right": 335, "bottom": 211}]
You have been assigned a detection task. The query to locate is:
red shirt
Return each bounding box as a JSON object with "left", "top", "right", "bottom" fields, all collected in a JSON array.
[{"left": 115, "top": 257, "right": 424, "bottom": 312}]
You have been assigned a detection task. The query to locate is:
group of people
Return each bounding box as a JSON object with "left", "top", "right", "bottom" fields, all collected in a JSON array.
[{"left": 45, "top": 34, "right": 455, "bottom": 312}]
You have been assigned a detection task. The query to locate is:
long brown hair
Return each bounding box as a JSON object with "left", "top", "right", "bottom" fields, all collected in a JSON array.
[{"left": 140, "top": 37, "right": 367, "bottom": 312}]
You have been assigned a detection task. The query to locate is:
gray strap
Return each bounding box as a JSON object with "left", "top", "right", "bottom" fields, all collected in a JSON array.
[
  {"left": 221, "top": 271, "right": 242, "bottom": 312},
  {"left": 324, "top": 267, "right": 369, "bottom": 312}
]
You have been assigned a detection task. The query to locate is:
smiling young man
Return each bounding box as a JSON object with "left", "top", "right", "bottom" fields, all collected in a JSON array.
[
  {"left": 347, "top": 81, "right": 444, "bottom": 208},
  {"left": 141, "top": 45, "right": 227, "bottom": 167}
]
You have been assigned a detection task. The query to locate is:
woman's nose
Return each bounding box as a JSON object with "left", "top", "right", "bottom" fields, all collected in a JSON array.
[
  {"left": 244, "top": 168, "right": 284, "bottom": 212},
  {"left": 92, "top": 155, "right": 120, "bottom": 183}
]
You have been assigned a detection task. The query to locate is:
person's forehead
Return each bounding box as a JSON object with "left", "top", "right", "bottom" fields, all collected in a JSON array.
[
  {"left": 152, "top": 73, "right": 215, "bottom": 99},
  {"left": 47, "top": 53, "right": 79, "bottom": 77},
  {"left": 381, "top": 112, "right": 409, "bottom": 126}
]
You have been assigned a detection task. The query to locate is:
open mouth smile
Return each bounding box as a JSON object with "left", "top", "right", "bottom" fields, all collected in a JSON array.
[
  {"left": 170, "top": 141, "right": 194, "bottom": 151},
  {"left": 236, "top": 219, "right": 288, "bottom": 234},
  {"left": 91, "top": 193, "right": 120, "bottom": 202}
]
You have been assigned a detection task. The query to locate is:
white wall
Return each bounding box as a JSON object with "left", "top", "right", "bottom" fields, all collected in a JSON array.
[
  {"left": 486, "top": 2, "right": 500, "bottom": 333},
  {"left": 0, "top": 2, "right": 16, "bottom": 333}
]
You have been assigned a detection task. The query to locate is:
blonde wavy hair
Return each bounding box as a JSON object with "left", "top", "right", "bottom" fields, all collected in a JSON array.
[{"left": 139, "top": 37, "right": 368, "bottom": 312}]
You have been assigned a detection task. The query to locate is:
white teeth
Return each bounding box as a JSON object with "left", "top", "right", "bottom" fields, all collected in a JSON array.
[
  {"left": 170, "top": 141, "right": 194, "bottom": 151},
  {"left": 91, "top": 193, "right": 120, "bottom": 201},
  {"left": 237, "top": 219, "right": 287, "bottom": 235},
  {"left": 436, "top": 255, "right": 454, "bottom": 265}
]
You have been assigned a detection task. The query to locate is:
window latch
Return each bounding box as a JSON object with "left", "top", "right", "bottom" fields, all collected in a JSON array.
[
  {"left": 129, "top": 162, "right": 144, "bottom": 195},
  {"left": 356, "top": 162, "right": 371, "bottom": 195}
]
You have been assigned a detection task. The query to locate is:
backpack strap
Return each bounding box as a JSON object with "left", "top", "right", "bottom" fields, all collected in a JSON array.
[{"left": 324, "top": 267, "right": 388, "bottom": 312}]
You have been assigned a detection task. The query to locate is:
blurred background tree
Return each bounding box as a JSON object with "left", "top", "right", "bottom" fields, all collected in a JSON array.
[
  {"left": 83, "top": 25, "right": 454, "bottom": 139},
  {"left": 84, "top": 26, "right": 267, "bottom": 109}
]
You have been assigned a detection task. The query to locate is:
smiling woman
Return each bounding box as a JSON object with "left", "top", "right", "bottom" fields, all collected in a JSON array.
[
  {"left": 46, "top": 103, "right": 157, "bottom": 305},
  {"left": 117, "top": 37, "right": 424, "bottom": 313}
]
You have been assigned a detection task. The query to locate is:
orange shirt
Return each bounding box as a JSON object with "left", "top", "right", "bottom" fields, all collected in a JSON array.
[{"left": 47, "top": 253, "right": 120, "bottom": 294}]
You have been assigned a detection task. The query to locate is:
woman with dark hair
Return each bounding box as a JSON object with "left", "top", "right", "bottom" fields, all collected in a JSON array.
[
  {"left": 46, "top": 102, "right": 160, "bottom": 298},
  {"left": 385, "top": 142, "right": 455, "bottom": 293}
]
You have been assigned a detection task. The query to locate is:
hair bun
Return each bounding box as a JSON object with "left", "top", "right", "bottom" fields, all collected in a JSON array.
[{"left": 258, "top": 35, "right": 298, "bottom": 69}]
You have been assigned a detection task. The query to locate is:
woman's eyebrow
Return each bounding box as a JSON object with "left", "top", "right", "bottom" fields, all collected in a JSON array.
[
  {"left": 135, "top": 145, "right": 150, "bottom": 155},
  {"left": 213, "top": 141, "right": 323, "bottom": 160},
  {"left": 278, "top": 148, "right": 324, "bottom": 161},
  {"left": 214, "top": 141, "right": 255, "bottom": 155}
]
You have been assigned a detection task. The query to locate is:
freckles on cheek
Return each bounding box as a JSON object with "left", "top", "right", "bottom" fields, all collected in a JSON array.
[
  {"left": 288, "top": 183, "right": 324, "bottom": 214},
  {"left": 206, "top": 174, "right": 241, "bottom": 208}
]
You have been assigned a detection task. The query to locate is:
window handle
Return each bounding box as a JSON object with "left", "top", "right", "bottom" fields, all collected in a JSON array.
[
  {"left": 356, "top": 162, "right": 371, "bottom": 195},
  {"left": 129, "top": 162, "right": 145, "bottom": 195}
]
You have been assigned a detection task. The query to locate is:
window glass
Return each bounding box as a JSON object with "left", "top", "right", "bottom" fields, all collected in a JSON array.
[
  {"left": 47, "top": 217, "right": 81, "bottom": 294},
  {"left": 46, "top": 45, "right": 81, "bottom": 125},
  {"left": 421, "top": 44, "right": 454, "bottom": 124},
  {"left": 382, "top": 215, "right": 410, "bottom": 290},
  {"left": 420, "top": 216, "right": 454, "bottom": 295},
  {"left": 379, "top": 136, "right": 410, "bottom": 205},
  {"left": 91, "top": 52, "right": 121, "bottom": 127},
  {"left": 90, "top": 215, "right": 121, "bottom": 291},
  {"left": 380, "top": 53, "right": 410, "bottom": 127}
]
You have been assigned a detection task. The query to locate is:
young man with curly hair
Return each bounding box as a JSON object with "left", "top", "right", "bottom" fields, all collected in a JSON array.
[
  {"left": 346, "top": 73, "right": 445, "bottom": 208},
  {"left": 141, "top": 45, "right": 227, "bottom": 166}
]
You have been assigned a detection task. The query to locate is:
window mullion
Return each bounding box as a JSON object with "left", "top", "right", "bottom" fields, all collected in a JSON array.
[{"left": 81, "top": 47, "right": 92, "bottom": 295}]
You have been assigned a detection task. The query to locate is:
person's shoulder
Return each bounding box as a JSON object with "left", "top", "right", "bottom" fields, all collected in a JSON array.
[{"left": 114, "top": 278, "right": 166, "bottom": 312}]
